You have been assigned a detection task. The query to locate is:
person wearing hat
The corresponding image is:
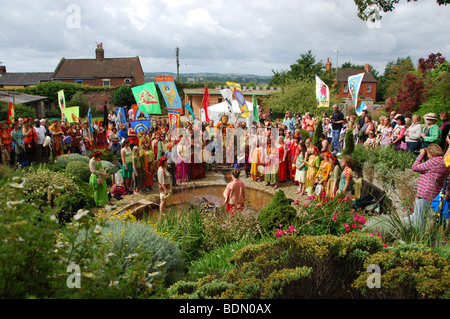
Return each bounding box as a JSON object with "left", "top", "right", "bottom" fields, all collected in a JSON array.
[
  {"left": 420, "top": 113, "right": 441, "bottom": 149},
  {"left": 89, "top": 150, "right": 109, "bottom": 207}
]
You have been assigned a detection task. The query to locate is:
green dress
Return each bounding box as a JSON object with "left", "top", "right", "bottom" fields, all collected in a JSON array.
[{"left": 89, "top": 160, "right": 108, "bottom": 207}]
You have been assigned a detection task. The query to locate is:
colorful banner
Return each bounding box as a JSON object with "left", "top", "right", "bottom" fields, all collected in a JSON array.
[
  {"left": 130, "top": 120, "right": 151, "bottom": 136},
  {"left": 131, "top": 82, "right": 161, "bottom": 115},
  {"left": 348, "top": 73, "right": 365, "bottom": 109},
  {"left": 356, "top": 101, "right": 368, "bottom": 116},
  {"left": 88, "top": 107, "right": 93, "bottom": 133},
  {"left": 155, "top": 76, "right": 182, "bottom": 110},
  {"left": 58, "top": 90, "right": 66, "bottom": 121},
  {"left": 8, "top": 102, "right": 15, "bottom": 124},
  {"left": 226, "top": 81, "right": 250, "bottom": 118},
  {"left": 167, "top": 109, "right": 181, "bottom": 137},
  {"left": 185, "top": 103, "right": 195, "bottom": 123},
  {"left": 116, "top": 107, "right": 128, "bottom": 126},
  {"left": 133, "top": 104, "right": 150, "bottom": 120},
  {"left": 252, "top": 95, "right": 259, "bottom": 122},
  {"left": 315, "top": 75, "right": 330, "bottom": 108},
  {"left": 62, "top": 106, "right": 80, "bottom": 124},
  {"left": 220, "top": 88, "right": 236, "bottom": 124},
  {"left": 203, "top": 86, "right": 210, "bottom": 122}
]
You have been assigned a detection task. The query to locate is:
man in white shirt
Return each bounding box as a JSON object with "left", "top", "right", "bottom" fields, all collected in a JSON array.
[{"left": 34, "top": 119, "right": 46, "bottom": 164}]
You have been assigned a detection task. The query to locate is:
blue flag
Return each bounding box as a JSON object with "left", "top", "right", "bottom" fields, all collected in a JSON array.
[
  {"left": 185, "top": 103, "right": 195, "bottom": 123},
  {"left": 88, "top": 108, "right": 93, "bottom": 133},
  {"left": 130, "top": 120, "right": 151, "bottom": 136},
  {"left": 116, "top": 107, "right": 127, "bottom": 126}
]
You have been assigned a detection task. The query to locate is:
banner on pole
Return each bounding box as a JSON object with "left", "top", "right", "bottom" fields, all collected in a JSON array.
[
  {"left": 155, "top": 76, "right": 182, "bottom": 110},
  {"left": 62, "top": 106, "right": 80, "bottom": 123},
  {"left": 315, "top": 75, "right": 330, "bottom": 108},
  {"left": 58, "top": 90, "right": 66, "bottom": 121},
  {"left": 133, "top": 104, "right": 150, "bottom": 120},
  {"left": 167, "top": 109, "right": 181, "bottom": 137},
  {"left": 116, "top": 107, "right": 128, "bottom": 126},
  {"left": 252, "top": 94, "right": 259, "bottom": 122},
  {"left": 131, "top": 82, "right": 161, "bottom": 115},
  {"left": 8, "top": 102, "right": 15, "bottom": 124},
  {"left": 220, "top": 88, "right": 236, "bottom": 123},
  {"left": 348, "top": 73, "right": 365, "bottom": 109},
  {"left": 226, "top": 81, "right": 250, "bottom": 118},
  {"left": 130, "top": 120, "right": 151, "bottom": 136}
]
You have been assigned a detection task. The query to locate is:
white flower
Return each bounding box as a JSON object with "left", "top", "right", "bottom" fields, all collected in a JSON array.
[
  {"left": 94, "top": 225, "right": 102, "bottom": 234},
  {"left": 106, "top": 253, "right": 115, "bottom": 257},
  {"left": 109, "top": 281, "right": 119, "bottom": 287},
  {"left": 73, "top": 209, "right": 89, "bottom": 220},
  {"left": 84, "top": 272, "right": 95, "bottom": 278},
  {"left": 9, "top": 182, "right": 24, "bottom": 189},
  {"left": 50, "top": 215, "right": 57, "bottom": 221},
  {"left": 148, "top": 271, "right": 160, "bottom": 278},
  {"left": 156, "top": 262, "right": 166, "bottom": 268},
  {"left": 53, "top": 185, "right": 64, "bottom": 190},
  {"left": 17, "top": 237, "right": 25, "bottom": 242},
  {"left": 124, "top": 253, "right": 139, "bottom": 259}
]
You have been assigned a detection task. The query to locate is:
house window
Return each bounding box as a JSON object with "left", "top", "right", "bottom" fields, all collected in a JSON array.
[
  {"left": 103, "top": 79, "right": 111, "bottom": 87},
  {"left": 124, "top": 79, "right": 131, "bottom": 85},
  {"left": 367, "top": 83, "right": 372, "bottom": 93},
  {"left": 343, "top": 83, "right": 348, "bottom": 93},
  {"left": 75, "top": 79, "right": 83, "bottom": 85}
]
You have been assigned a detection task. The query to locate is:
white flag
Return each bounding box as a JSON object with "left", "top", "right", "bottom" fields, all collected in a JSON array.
[{"left": 220, "top": 88, "right": 236, "bottom": 123}]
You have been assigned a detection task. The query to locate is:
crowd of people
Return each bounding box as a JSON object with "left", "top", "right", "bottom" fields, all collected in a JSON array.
[{"left": 1, "top": 105, "right": 450, "bottom": 219}]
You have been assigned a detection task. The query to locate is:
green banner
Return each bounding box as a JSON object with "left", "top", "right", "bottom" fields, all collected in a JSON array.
[{"left": 132, "top": 82, "right": 161, "bottom": 115}]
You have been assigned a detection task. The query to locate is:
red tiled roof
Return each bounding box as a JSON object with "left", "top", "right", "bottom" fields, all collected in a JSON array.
[
  {"left": 337, "top": 68, "right": 378, "bottom": 83},
  {"left": 53, "top": 57, "right": 140, "bottom": 79}
]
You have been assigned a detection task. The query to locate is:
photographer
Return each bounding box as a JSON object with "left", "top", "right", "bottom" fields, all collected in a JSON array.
[{"left": 404, "top": 144, "right": 450, "bottom": 226}]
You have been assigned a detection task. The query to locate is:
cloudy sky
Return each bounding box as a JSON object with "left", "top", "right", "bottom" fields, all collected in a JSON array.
[{"left": 0, "top": 0, "right": 449, "bottom": 77}]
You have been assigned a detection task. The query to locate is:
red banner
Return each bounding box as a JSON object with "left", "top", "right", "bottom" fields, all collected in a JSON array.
[
  {"left": 203, "top": 86, "right": 210, "bottom": 122},
  {"left": 8, "top": 102, "right": 15, "bottom": 124}
]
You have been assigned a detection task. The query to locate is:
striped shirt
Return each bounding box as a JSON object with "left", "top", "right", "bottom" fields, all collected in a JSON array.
[{"left": 412, "top": 154, "right": 450, "bottom": 201}]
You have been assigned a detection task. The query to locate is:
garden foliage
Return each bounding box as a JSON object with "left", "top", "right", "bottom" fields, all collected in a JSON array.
[{"left": 257, "top": 190, "right": 297, "bottom": 234}]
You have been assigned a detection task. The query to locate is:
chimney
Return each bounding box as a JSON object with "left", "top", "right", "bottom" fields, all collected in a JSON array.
[
  {"left": 0, "top": 66, "right": 6, "bottom": 75},
  {"left": 96, "top": 43, "right": 104, "bottom": 61},
  {"left": 364, "top": 64, "right": 371, "bottom": 72},
  {"left": 326, "top": 58, "right": 332, "bottom": 71}
]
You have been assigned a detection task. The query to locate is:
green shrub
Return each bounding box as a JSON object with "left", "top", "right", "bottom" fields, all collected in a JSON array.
[
  {"left": 0, "top": 101, "right": 36, "bottom": 121},
  {"left": 353, "top": 243, "right": 450, "bottom": 299},
  {"left": 55, "top": 153, "right": 90, "bottom": 168},
  {"left": 342, "top": 128, "right": 355, "bottom": 155},
  {"left": 168, "top": 232, "right": 386, "bottom": 299},
  {"left": 55, "top": 190, "right": 95, "bottom": 224},
  {"left": 99, "top": 219, "right": 184, "bottom": 284},
  {"left": 66, "top": 161, "right": 91, "bottom": 183},
  {"left": 312, "top": 118, "right": 323, "bottom": 150},
  {"left": 257, "top": 190, "right": 297, "bottom": 234}
]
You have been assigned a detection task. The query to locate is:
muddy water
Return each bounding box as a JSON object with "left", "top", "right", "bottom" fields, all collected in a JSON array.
[{"left": 165, "top": 171, "right": 273, "bottom": 212}]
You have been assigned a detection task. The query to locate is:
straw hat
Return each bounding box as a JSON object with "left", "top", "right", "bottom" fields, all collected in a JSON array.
[{"left": 424, "top": 113, "right": 438, "bottom": 121}]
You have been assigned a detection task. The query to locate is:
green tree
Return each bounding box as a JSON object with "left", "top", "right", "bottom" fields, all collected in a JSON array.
[
  {"left": 68, "top": 91, "right": 90, "bottom": 117},
  {"left": 378, "top": 57, "right": 415, "bottom": 100},
  {"left": 111, "top": 85, "right": 135, "bottom": 108},
  {"left": 265, "top": 78, "right": 338, "bottom": 118},
  {"left": 354, "top": 0, "right": 449, "bottom": 21},
  {"left": 269, "top": 50, "right": 334, "bottom": 87}
]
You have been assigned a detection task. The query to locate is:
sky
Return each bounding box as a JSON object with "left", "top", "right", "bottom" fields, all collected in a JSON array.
[{"left": 0, "top": 0, "right": 449, "bottom": 77}]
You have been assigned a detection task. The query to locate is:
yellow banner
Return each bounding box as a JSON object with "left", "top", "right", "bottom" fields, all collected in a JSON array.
[
  {"left": 226, "top": 81, "right": 251, "bottom": 118},
  {"left": 63, "top": 106, "right": 80, "bottom": 123}
]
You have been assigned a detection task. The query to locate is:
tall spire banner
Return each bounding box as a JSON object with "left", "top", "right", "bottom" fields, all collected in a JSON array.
[
  {"left": 131, "top": 82, "right": 161, "bottom": 115},
  {"left": 315, "top": 75, "right": 330, "bottom": 108},
  {"left": 155, "top": 76, "right": 182, "bottom": 110},
  {"left": 7, "top": 102, "right": 15, "bottom": 124},
  {"left": 220, "top": 88, "right": 236, "bottom": 123},
  {"left": 203, "top": 86, "right": 210, "bottom": 122},
  {"left": 57, "top": 90, "right": 66, "bottom": 121},
  {"left": 226, "top": 81, "right": 250, "bottom": 118},
  {"left": 253, "top": 94, "right": 259, "bottom": 122},
  {"left": 348, "top": 73, "right": 365, "bottom": 109}
]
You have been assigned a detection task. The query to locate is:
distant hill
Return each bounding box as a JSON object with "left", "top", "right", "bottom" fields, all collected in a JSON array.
[{"left": 144, "top": 72, "right": 272, "bottom": 85}]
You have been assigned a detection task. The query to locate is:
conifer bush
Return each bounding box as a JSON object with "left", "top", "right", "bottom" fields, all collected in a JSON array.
[{"left": 257, "top": 189, "right": 297, "bottom": 235}]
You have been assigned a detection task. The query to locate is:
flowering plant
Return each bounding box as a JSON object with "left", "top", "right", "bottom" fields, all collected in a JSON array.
[{"left": 275, "top": 224, "right": 298, "bottom": 238}]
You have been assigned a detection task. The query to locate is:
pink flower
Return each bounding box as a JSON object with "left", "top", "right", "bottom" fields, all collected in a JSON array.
[
  {"left": 332, "top": 216, "right": 337, "bottom": 222},
  {"left": 351, "top": 224, "right": 357, "bottom": 229}
]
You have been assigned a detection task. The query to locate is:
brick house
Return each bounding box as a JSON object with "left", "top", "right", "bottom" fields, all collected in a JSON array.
[
  {"left": 0, "top": 66, "right": 53, "bottom": 89},
  {"left": 326, "top": 58, "right": 378, "bottom": 101},
  {"left": 52, "top": 43, "right": 145, "bottom": 87}
]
